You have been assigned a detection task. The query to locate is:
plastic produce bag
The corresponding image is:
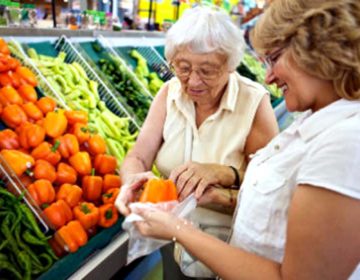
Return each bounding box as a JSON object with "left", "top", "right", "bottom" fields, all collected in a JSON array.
[{"left": 122, "top": 195, "right": 197, "bottom": 264}]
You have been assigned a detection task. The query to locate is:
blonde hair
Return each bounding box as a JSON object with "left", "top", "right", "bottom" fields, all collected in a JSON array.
[
  {"left": 251, "top": 0, "right": 360, "bottom": 99},
  {"left": 165, "top": 6, "right": 245, "bottom": 71}
]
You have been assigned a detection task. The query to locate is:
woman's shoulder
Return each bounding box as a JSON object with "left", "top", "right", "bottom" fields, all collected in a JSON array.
[{"left": 233, "top": 72, "right": 268, "bottom": 97}]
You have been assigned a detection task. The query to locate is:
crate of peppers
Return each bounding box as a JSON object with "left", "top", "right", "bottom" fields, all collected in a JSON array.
[{"left": 0, "top": 38, "right": 123, "bottom": 279}]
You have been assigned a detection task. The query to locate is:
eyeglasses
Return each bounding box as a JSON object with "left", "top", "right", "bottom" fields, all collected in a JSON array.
[
  {"left": 170, "top": 61, "right": 225, "bottom": 81},
  {"left": 263, "top": 47, "right": 286, "bottom": 69}
]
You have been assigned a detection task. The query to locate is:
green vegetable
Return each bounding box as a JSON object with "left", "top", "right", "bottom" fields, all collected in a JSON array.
[{"left": 0, "top": 187, "right": 57, "bottom": 278}]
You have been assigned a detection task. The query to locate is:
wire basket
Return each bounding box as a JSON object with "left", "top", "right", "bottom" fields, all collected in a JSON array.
[
  {"left": 0, "top": 154, "right": 51, "bottom": 233},
  {"left": 54, "top": 35, "right": 141, "bottom": 133},
  {"left": 97, "top": 35, "right": 154, "bottom": 98},
  {"left": 135, "top": 45, "right": 174, "bottom": 82},
  {"left": 8, "top": 38, "right": 69, "bottom": 110}
]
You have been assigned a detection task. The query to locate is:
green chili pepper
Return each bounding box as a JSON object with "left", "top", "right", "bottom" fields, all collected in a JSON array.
[
  {"left": 18, "top": 250, "right": 32, "bottom": 280},
  {"left": 1, "top": 215, "right": 20, "bottom": 254},
  {"left": 14, "top": 224, "right": 42, "bottom": 267},
  {"left": 0, "top": 253, "right": 8, "bottom": 261},
  {"left": 0, "top": 238, "right": 8, "bottom": 251},
  {"left": 0, "top": 260, "right": 23, "bottom": 280},
  {"left": 19, "top": 204, "right": 47, "bottom": 240},
  {"left": 0, "top": 187, "right": 18, "bottom": 204},
  {"left": 22, "top": 230, "right": 49, "bottom": 246}
]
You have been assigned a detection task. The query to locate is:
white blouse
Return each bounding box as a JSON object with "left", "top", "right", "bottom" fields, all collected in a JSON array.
[
  {"left": 230, "top": 99, "right": 360, "bottom": 279},
  {"left": 155, "top": 72, "right": 267, "bottom": 177}
]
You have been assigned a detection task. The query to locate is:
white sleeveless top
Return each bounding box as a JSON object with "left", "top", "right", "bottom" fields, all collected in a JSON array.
[{"left": 155, "top": 72, "right": 267, "bottom": 178}]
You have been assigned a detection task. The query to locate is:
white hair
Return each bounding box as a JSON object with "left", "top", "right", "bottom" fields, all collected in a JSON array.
[{"left": 165, "top": 6, "right": 246, "bottom": 71}]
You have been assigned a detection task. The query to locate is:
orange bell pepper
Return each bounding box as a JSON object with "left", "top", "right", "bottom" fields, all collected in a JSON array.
[
  {"left": 93, "top": 154, "right": 117, "bottom": 175},
  {"left": 103, "top": 174, "right": 121, "bottom": 192},
  {"left": 69, "top": 151, "right": 91, "bottom": 175},
  {"left": 31, "top": 141, "right": 61, "bottom": 166},
  {"left": 98, "top": 204, "right": 118, "bottom": 228},
  {"left": 15, "top": 66, "right": 37, "bottom": 87},
  {"left": 0, "top": 85, "right": 23, "bottom": 106},
  {"left": 33, "top": 159, "right": 57, "bottom": 183},
  {"left": 0, "top": 149, "right": 35, "bottom": 176},
  {"left": 6, "top": 57, "right": 20, "bottom": 72},
  {"left": 102, "top": 188, "right": 120, "bottom": 205},
  {"left": 72, "top": 123, "right": 90, "bottom": 144},
  {"left": 56, "top": 162, "right": 77, "bottom": 185},
  {"left": 0, "top": 72, "right": 12, "bottom": 87},
  {"left": 0, "top": 54, "right": 17, "bottom": 72},
  {"left": 55, "top": 220, "right": 88, "bottom": 253},
  {"left": 18, "top": 122, "right": 45, "bottom": 149},
  {"left": 82, "top": 169, "right": 103, "bottom": 201},
  {"left": 57, "top": 133, "right": 79, "bottom": 159},
  {"left": 1, "top": 104, "right": 27, "bottom": 128},
  {"left": 139, "top": 178, "right": 178, "bottom": 203},
  {"left": 7, "top": 71, "right": 24, "bottom": 88},
  {"left": 27, "top": 179, "right": 56, "bottom": 206},
  {"left": 56, "top": 183, "right": 83, "bottom": 208},
  {"left": 0, "top": 129, "right": 19, "bottom": 150},
  {"left": 22, "top": 102, "right": 44, "bottom": 121},
  {"left": 64, "top": 110, "right": 88, "bottom": 125},
  {"left": 44, "top": 110, "right": 68, "bottom": 138},
  {"left": 17, "top": 84, "right": 38, "bottom": 103},
  {"left": 36, "top": 96, "right": 56, "bottom": 114},
  {"left": 87, "top": 134, "right": 107, "bottom": 155},
  {"left": 73, "top": 202, "right": 99, "bottom": 230},
  {"left": 43, "top": 199, "right": 73, "bottom": 229},
  {"left": 0, "top": 38, "right": 10, "bottom": 55}
]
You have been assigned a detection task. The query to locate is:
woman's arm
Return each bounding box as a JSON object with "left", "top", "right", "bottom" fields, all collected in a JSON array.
[
  {"left": 120, "top": 84, "right": 168, "bottom": 182},
  {"left": 116, "top": 84, "right": 168, "bottom": 215},
  {"left": 244, "top": 94, "right": 279, "bottom": 162},
  {"left": 171, "top": 94, "right": 278, "bottom": 202},
  {"left": 136, "top": 184, "right": 360, "bottom": 279}
]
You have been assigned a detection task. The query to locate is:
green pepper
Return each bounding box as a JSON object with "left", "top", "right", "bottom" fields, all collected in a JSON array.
[
  {"left": 18, "top": 250, "right": 32, "bottom": 280},
  {"left": 14, "top": 223, "right": 42, "bottom": 268},
  {"left": 19, "top": 203, "right": 47, "bottom": 240},
  {"left": 0, "top": 259, "right": 23, "bottom": 279}
]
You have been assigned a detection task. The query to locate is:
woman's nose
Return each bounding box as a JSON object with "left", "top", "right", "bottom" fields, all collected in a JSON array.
[
  {"left": 187, "top": 70, "right": 203, "bottom": 86},
  {"left": 264, "top": 67, "right": 276, "bottom": 85}
]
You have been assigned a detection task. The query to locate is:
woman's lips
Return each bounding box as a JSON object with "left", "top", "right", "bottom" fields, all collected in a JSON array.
[{"left": 188, "top": 88, "right": 206, "bottom": 95}]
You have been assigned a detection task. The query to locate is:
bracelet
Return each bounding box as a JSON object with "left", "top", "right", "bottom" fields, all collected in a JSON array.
[
  {"left": 172, "top": 220, "right": 193, "bottom": 243},
  {"left": 229, "top": 166, "right": 240, "bottom": 187}
]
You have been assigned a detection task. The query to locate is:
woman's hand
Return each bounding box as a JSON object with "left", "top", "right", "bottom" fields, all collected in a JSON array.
[
  {"left": 197, "top": 187, "right": 237, "bottom": 214},
  {"left": 169, "top": 162, "right": 235, "bottom": 201},
  {"left": 115, "top": 171, "right": 156, "bottom": 216},
  {"left": 134, "top": 208, "right": 192, "bottom": 241}
]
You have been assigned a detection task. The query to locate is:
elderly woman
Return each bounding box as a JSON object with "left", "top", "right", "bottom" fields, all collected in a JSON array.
[
  {"left": 134, "top": 0, "right": 360, "bottom": 279},
  {"left": 116, "top": 6, "right": 278, "bottom": 279}
]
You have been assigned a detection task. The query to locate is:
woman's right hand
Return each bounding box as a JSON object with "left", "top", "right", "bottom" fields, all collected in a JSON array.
[{"left": 115, "top": 171, "right": 156, "bottom": 216}]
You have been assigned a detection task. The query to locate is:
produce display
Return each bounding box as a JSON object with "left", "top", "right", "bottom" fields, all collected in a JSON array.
[
  {"left": 0, "top": 38, "right": 58, "bottom": 279},
  {"left": 8, "top": 41, "right": 137, "bottom": 164},
  {"left": 129, "top": 49, "right": 164, "bottom": 96},
  {"left": 0, "top": 186, "right": 58, "bottom": 280},
  {"left": 0, "top": 34, "right": 286, "bottom": 279},
  {"left": 0, "top": 38, "right": 123, "bottom": 278},
  {"left": 89, "top": 41, "right": 152, "bottom": 123}
]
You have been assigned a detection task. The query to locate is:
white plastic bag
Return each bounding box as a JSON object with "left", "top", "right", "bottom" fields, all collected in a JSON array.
[{"left": 122, "top": 195, "right": 197, "bottom": 264}]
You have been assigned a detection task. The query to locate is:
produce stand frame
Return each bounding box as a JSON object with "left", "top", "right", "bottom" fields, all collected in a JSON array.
[{"left": 53, "top": 35, "right": 141, "bottom": 133}]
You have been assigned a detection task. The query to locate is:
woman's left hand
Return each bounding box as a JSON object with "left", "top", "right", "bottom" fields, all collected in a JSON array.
[
  {"left": 169, "top": 162, "right": 234, "bottom": 201},
  {"left": 134, "top": 208, "right": 185, "bottom": 240}
]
